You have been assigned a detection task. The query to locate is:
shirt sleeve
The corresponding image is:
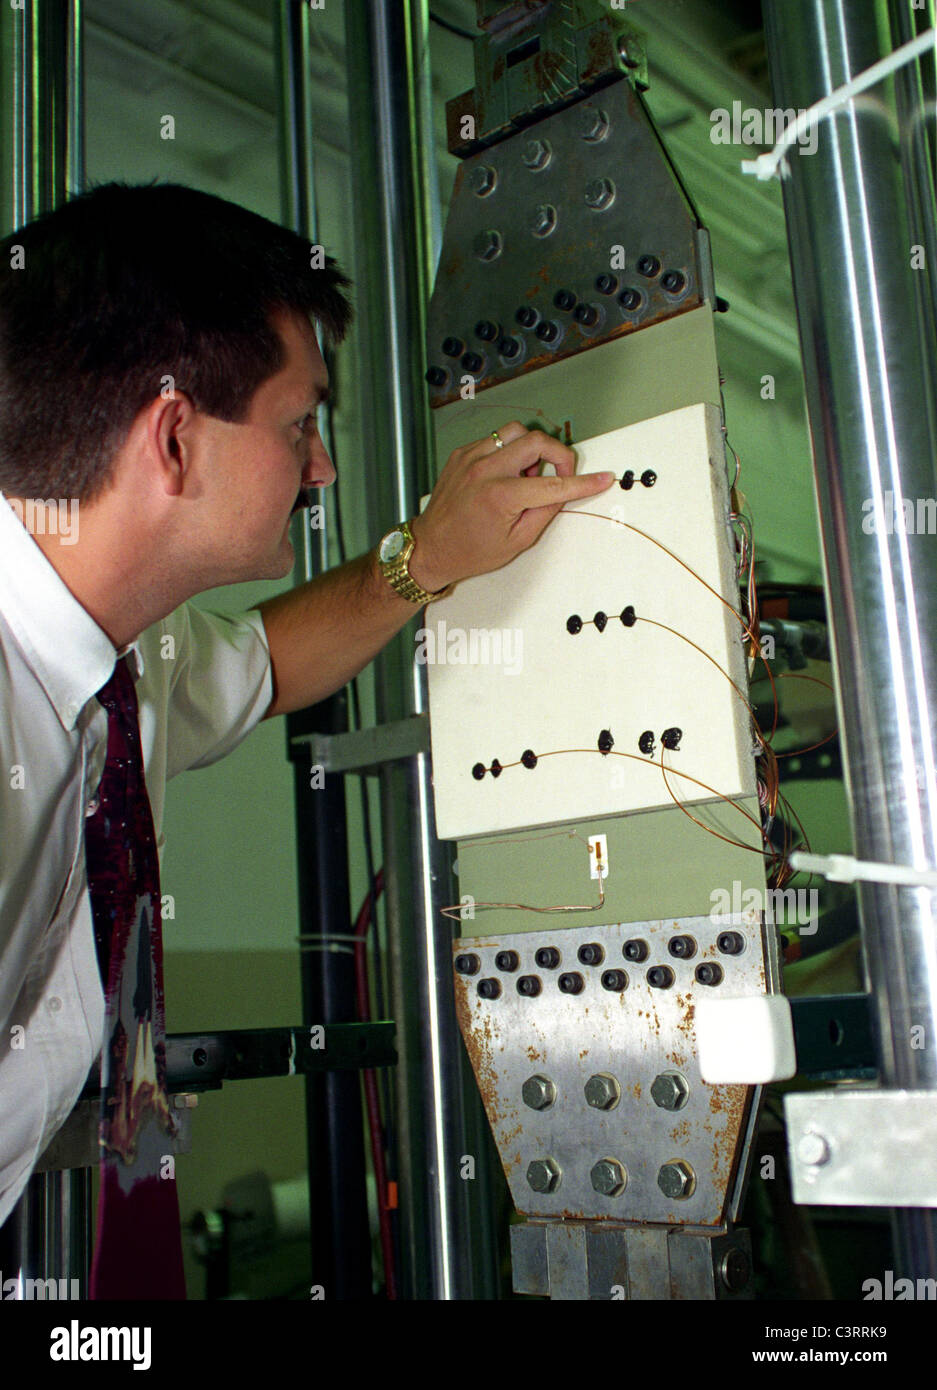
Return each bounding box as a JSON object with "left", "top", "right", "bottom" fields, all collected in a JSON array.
[{"left": 157, "top": 603, "right": 274, "bottom": 779}]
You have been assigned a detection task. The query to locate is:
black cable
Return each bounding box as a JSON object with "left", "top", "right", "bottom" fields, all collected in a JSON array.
[{"left": 429, "top": 9, "right": 477, "bottom": 42}]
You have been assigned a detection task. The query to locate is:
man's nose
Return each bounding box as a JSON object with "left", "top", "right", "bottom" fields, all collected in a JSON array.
[{"left": 306, "top": 437, "right": 336, "bottom": 488}]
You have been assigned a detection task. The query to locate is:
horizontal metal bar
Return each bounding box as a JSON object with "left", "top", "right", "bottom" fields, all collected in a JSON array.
[
  {"left": 289, "top": 713, "right": 430, "bottom": 773},
  {"left": 785, "top": 1089, "right": 937, "bottom": 1206},
  {"left": 78, "top": 1023, "right": 397, "bottom": 1099}
]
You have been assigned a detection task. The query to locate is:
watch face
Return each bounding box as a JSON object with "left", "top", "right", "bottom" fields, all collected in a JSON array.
[{"left": 380, "top": 530, "right": 406, "bottom": 563}]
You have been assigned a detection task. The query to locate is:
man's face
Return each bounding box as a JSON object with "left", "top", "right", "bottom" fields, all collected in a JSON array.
[{"left": 191, "top": 307, "right": 335, "bottom": 585}]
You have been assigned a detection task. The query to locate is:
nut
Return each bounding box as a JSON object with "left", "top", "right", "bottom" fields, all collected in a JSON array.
[
  {"left": 584, "top": 1073, "right": 620, "bottom": 1110},
  {"left": 657, "top": 1159, "right": 696, "bottom": 1200},
  {"left": 526, "top": 1156, "right": 561, "bottom": 1193},
  {"left": 522, "top": 138, "right": 551, "bottom": 170},
  {"left": 522, "top": 1074, "right": 556, "bottom": 1111},
  {"left": 797, "top": 1130, "right": 832, "bottom": 1167},
  {"left": 584, "top": 177, "right": 615, "bottom": 210},
  {"left": 529, "top": 203, "right": 557, "bottom": 237},
  {"left": 473, "top": 229, "right": 502, "bottom": 261},
  {"left": 578, "top": 106, "right": 609, "bottom": 142},
  {"left": 650, "top": 1072, "right": 689, "bottom": 1112},
  {"left": 468, "top": 164, "right": 496, "bottom": 196},
  {"left": 590, "top": 1158, "right": 627, "bottom": 1197}
]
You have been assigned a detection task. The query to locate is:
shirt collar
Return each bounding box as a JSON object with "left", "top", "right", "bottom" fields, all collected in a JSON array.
[{"left": 0, "top": 491, "right": 144, "bottom": 732}]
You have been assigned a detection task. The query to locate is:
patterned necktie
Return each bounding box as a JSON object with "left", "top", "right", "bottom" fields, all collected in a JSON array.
[{"left": 84, "top": 655, "right": 186, "bottom": 1300}]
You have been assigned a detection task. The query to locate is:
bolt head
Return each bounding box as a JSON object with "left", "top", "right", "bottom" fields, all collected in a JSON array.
[
  {"left": 584, "top": 1073, "right": 620, "bottom": 1110},
  {"left": 578, "top": 106, "right": 609, "bottom": 142},
  {"left": 657, "top": 1160, "right": 695, "bottom": 1200},
  {"left": 797, "top": 1130, "right": 832, "bottom": 1167},
  {"left": 522, "top": 138, "right": 551, "bottom": 170},
  {"left": 529, "top": 203, "right": 556, "bottom": 237},
  {"left": 526, "top": 1156, "right": 561, "bottom": 1193},
  {"left": 473, "top": 229, "right": 502, "bottom": 261},
  {"left": 720, "top": 1247, "right": 751, "bottom": 1292},
  {"left": 591, "top": 1159, "right": 627, "bottom": 1197},
  {"left": 469, "top": 164, "right": 496, "bottom": 196},
  {"left": 522, "top": 1074, "right": 556, "bottom": 1111},
  {"left": 584, "top": 178, "right": 615, "bottom": 210},
  {"left": 650, "top": 1072, "right": 689, "bottom": 1112}
]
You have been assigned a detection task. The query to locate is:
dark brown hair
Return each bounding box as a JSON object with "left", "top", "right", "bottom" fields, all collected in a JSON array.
[{"left": 0, "top": 180, "right": 353, "bottom": 503}]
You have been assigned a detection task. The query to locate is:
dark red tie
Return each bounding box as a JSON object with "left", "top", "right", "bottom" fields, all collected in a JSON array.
[{"left": 84, "top": 655, "right": 186, "bottom": 1299}]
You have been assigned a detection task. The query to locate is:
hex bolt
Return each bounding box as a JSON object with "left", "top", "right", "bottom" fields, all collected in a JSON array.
[
  {"left": 717, "top": 931, "right": 745, "bottom": 956},
  {"left": 535, "top": 320, "right": 560, "bottom": 343},
  {"left": 618, "top": 287, "right": 642, "bottom": 311},
  {"left": 460, "top": 350, "right": 485, "bottom": 375},
  {"left": 469, "top": 164, "right": 497, "bottom": 196},
  {"left": 517, "top": 974, "right": 542, "bottom": 997},
  {"left": 499, "top": 336, "right": 522, "bottom": 360},
  {"left": 495, "top": 949, "right": 519, "bottom": 972},
  {"left": 473, "top": 229, "right": 502, "bottom": 261},
  {"left": 529, "top": 203, "right": 557, "bottom": 237},
  {"left": 573, "top": 303, "right": 599, "bottom": 327},
  {"left": 595, "top": 273, "right": 618, "bottom": 295},
  {"left": 522, "top": 1074, "right": 556, "bottom": 1111},
  {"left": 661, "top": 269, "right": 687, "bottom": 294},
  {"left": 720, "top": 1247, "right": 751, "bottom": 1292},
  {"left": 695, "top": 962, "right": 724, "bottom": 986},
  {"left": 535, "top": 946, "right": 561, "bottom": 969},
  {"left": 454, "top": 953, "right": 480, "bottom": 975},
  {"left": 668, "top": 935, "right": 696, "bottom": 960},
  {"left": 584, "top": 1073, "right": 620, "bottom": 1110},
  {"left": 515, "top": 305, "right": 538, "bottom": 329},
  {"left": 584, "top": 177, "right": 615, "bottom": 210},
  {"left": 526, "top": 1156, "right": 561, "bottom": 1193},
  {"left": 637, "top": 253, "right": 661, "bottom": 278},
  {"left": 623, "top": 938, "right": 648, "bottom": 963},
  {"left": 647, "top": 965, "right": 675, "bottom": 989},
  {"left": 558, "top": 972, "right": 584, "bottom": 994},
  {"left": 650, "top": 1072, "right": 690, "bottom": 1112},
  {"left": 425, "top": 366, "right": 448, "bottom": 388},
  {"left": 591, "top": 1158, "right": 627, "bottom": 1197},
  {"left": 797, "top": 1131, "right": 832, "bottom": 1167},
  {"left": 522, "top": 137, "right": 552, "bottom": 170},
  {"left": 578, "top": 106, "right": 610, "bottom": 142},
  {"left": 601, "top": 968, "right": 628, "bottom": 992},
  {"left": 474, "top": 319, "right": 499, "bottom": 341},
  {"left": 657, "top": 1159, "right": 696, "bottom": 1200},
  {"left": 578, "top": 942, "right": 605, "bottom": 967},
  {"left": 553, "top": 289, "right": 577, "bottom": 312},
  {"left": 477, "top": 977, "right": 501, "bottom": 1000}
]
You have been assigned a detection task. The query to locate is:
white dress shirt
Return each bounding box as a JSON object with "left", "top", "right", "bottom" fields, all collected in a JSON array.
[{"left": 0, "top": 492, "right": 274, "bottom": 1225}]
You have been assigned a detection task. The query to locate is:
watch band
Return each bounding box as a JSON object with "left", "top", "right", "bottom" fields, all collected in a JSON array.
[{"left": 378, "top": 520, "right": 451, "bottom": 604}]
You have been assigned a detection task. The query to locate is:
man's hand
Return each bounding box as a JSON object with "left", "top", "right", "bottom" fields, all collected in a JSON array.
[{"left": 407, "top": 422, "right": 615, "bottom": 594}]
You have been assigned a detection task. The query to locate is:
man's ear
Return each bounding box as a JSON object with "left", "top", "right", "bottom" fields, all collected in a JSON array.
[{"left": 145, "top": 390, "right": 198, "bottom": 496}]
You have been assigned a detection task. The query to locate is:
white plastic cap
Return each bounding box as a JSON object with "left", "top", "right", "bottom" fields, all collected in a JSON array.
[{"left": 696, "top": 994, "right": 797, "bottom": 1084}]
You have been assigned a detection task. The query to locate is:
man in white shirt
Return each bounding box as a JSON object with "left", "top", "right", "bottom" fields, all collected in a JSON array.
[{"left": 0, "top": 182, "right": 614, "bottom": 1243}]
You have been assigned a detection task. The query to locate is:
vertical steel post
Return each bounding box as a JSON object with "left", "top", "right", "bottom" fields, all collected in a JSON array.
[
  {"left": 0, "top": 0, "right": 87, "bottom": 1295},
  {"left": 275, "top": 0, "right": 371, "bottom": 1299},
  {"left": 763, "top": 0, "right": 937, "bottom": 1278},
  {"left": 342, "top": 0, "right": 500, "bottom": 1299}
]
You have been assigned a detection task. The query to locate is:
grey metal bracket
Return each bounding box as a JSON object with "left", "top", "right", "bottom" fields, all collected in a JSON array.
[
  {"left": 785, "top": 1088, "right": 937, "bottom": 1206},
  {"left": 289, "top": 713, "right": 429, "bottom": 775}
]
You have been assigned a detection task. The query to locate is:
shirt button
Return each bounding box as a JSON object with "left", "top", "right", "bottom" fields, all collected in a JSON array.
[{"left": 48, "top": 996, "right": 62, "bottom": 1013}]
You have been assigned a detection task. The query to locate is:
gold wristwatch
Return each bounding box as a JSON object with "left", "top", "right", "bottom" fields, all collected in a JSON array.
[{"left": 377, "top": 520, "right": 451, "bottom": 604}]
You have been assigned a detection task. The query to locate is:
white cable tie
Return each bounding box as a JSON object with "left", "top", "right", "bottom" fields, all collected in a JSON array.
[
  {"left": 741, "top": 28, "right": 936, "bottom": 181},
  {"left": 790, "top": 850, "right": 937, "bottom": 888}
]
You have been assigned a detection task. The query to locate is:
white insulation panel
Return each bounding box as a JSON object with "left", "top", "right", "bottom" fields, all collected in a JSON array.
[{"left": 425, "top": 403, "right": 757, "bottom": 841}]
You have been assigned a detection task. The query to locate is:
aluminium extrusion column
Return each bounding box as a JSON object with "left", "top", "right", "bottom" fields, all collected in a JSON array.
[
  {"left": 763, "top": 0, "right": 937, "bottom": 1278},
  {"left": 275, "top": 0, "right": 371, "bottom": 1298},
  {"left": 343, "top": 0, "right": 500, "bottom": 1299},
  {"left": 0, "top": 0, "right": 87, "bottom": 1293}
]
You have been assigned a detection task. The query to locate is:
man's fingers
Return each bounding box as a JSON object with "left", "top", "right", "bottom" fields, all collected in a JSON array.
[
  {"left": 468, "top": 426, "right": 578, "bottom": 478},
  {"left": 462, "top": 419, "right": 528, "bottom": 463},
  {"left": 496, "top": 469, "right": 615, "bottom": 515}
]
